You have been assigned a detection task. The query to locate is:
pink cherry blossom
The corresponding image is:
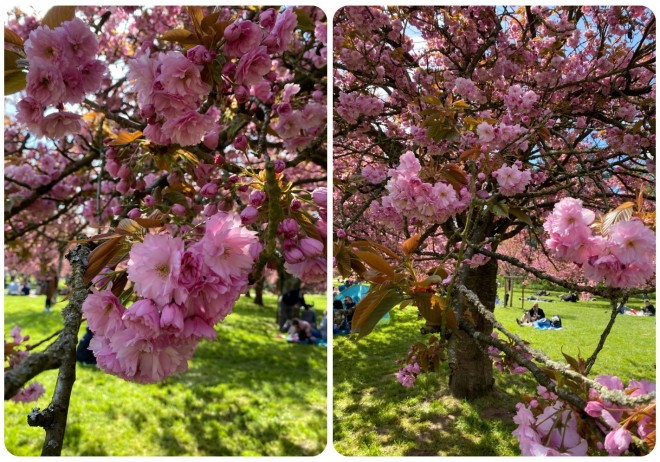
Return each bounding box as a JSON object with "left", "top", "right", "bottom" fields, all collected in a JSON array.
[{"left": 127, "top": 233, "right": 184, "bottom": 306}]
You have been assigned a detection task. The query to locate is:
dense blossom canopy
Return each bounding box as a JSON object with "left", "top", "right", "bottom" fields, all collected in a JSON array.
[{"left": 5, "top": 5, "right": 327, "bottom": 384}]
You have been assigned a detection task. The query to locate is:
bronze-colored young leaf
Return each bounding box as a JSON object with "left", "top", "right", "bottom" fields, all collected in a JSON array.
[
  {"left": 4, "top": 69, "right": 26, "bottom": 95},
  {"left": 351, "top": 240, "right": 402, "bottom": 262},
  {"left": 353, "top": 250, "right": 396, "bottom": 276},
  {"left": 335, "top": 247, "right": 352, "bottom": 279},
  {"left": 439, "top": 164, "right": 468, "bottom": 193},
  {"left": 110, "top": 272, "right": 128, "bottom": 298},
  {"left": 108, "top": 130, "right": 143, "bottom": 146},
  {"left": 5, "top": 50, "right": 21, "bottom": 71},
  {"left": 200, "top": 11, "right": 221, "bottom": 33},
  {"left": 41, "top": 6, "right": 76, "bottom": 29},
  {"left": 352, "top": 287, "right": 404, "bottom": 339},
  {"left": 5, "top": 27, "right": 24, "bottom": 47},
  {"left": 116, "top": 218, "right": 142, "bottom": 235},
  {"left": 402, "top": 233, "right": 421, "bottom": 257},
  {"left": 83, "top": 237, "right": 122, "bottom": 285},
  {"left": 459, "top": 147, "right": 482, "bottom": 162},
  {"left": 600, "top": 205, "right": 634, "bottom": 236},
  {"left": 133, "top": 217, "right": 165, "bottom": 228}
]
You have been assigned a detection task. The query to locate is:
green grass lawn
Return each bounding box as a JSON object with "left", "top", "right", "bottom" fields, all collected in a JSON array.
[
  {"left": 333, "top": 288, "right": 656, "bottom": 456},
  {"left": 4, "top": 293, "right": 327, "bottom": 456}
]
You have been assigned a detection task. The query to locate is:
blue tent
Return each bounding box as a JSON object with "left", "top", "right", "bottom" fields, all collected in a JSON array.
[
  {"left": 334, "top": 284, "right": 370, "bottom": 303},
  {"left": 334, "top": 284, "right": 390, "bottom": 326}
]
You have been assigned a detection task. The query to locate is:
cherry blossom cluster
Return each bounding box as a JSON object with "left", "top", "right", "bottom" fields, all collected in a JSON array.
[
  {"left": 17, "top": 18, "right": 107, "bottom": 139},
  {"left": 583, "top": 375, "right": 655, "bottom": 456},
  {"left": 486, "top": 332, "right": 530, "bottom": 374},
  {"left": 127, "top": 49, "right": 214, "bottom": 146},
  {"left": 5, "top": 326, "right": 46, "bottom": 403},
  {"left": 273, "top": 84, "right": 326, "bottom": 153},
  {"left": 492, "top": 163, "right": 532, "bottom": 197},
  {"left": 383, "top": 151, "right": 470, "bottom": 225},
  {"left": 335, "top": 92, "right": 385, "bottom": 125},
  {"left": 279, "top": 186, "right": 327, "bottom": 284},
  {"left": 82, "top": 211, "right": 261, "bottom": 383},
  {"left": 513, "top": 375, "right": 655, "bottom": 456},
  {"left": 544, "top": 198, "right": 655, "bottom": 288},
  {"left": 396, "top": 362, "right": 421, "bottom": 387},
  {"left": 361, "top": 164, "right": 388, "bottom": 185}
]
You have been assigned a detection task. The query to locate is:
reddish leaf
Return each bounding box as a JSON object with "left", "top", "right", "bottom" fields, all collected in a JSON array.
[
  {"left": 5, "top": 27, "right": 24, "bottom": 47},
  {"left": 83, "top": 237, "right": 122, "bottom": 285},
  {"left": 402, "top": 233, "right": 421, "bottom": 257},
  {"left": 353, "top": 250, "right": 396, "bottom": 277}
]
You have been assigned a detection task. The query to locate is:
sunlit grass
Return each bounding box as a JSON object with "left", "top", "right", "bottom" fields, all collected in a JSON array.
[
  {"left": 333, "top": 288, "right": 656, "bottom": 456},
  {"left": 4, "top": 293, "right": 327, "bottom": 456}
]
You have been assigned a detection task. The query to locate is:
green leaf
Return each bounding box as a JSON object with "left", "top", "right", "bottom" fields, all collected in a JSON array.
[
  {"left": 163, "top": 190, "right": 189, "bottom": 208},
  {"left": 293, "top": 8, "right": 313, "bottom": 32},
  {"left": 490, "top": 200, "right": 509, "bottom": 218},
  {"left": 509, "top": 207, "right": 533, "bottom": 226}
]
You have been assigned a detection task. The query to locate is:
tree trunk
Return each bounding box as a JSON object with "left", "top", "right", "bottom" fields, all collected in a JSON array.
[
  {"left": 448, "top": 257, "right": 497, "bottom": 400},
  {"left": 254, "top": 278, "right": 264, "bottom": 306}
]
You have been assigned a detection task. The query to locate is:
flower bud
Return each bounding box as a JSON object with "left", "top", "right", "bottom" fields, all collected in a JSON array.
[
  {"left": 240, "top": 205, "right": 258, "bottom": 225},
  {"left": 200, "top": 182, "right": 218, "bottom": 198},
  {"left": 127, "top": 208, "right": 141, "bottom": 219},
  {"left": 299, "top": 238, "right": 323, "bottom": 258},
  {"left": 144, "top": 195, "right": 156, "bottom": 207},
  {"left": 233, "top": 135, "right": 248, "bottom": 151},
  {"left": 273, "top": 159, "right": 285, "bottom": 173},
  {"left": 249, "top": 190, "right": 266, "bottom": 207},
  {"left": 171, "top": 204, "right": 187, "bottom": 216},
  {"left": 278, "top": 218, "right": 299, "bottom": 238},
  {"left": 312, "top": 187, "right": 327, "bottom": 208}
]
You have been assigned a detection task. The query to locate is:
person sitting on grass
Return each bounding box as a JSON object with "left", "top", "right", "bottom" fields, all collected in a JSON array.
[
  {"left": 517, "top": 302, "right": 546, "bottom": 327},
  {"left": 643, "top": 300, "right": 655, "bottom": 316},
  {"left": 561, "top": 292, "right": 578, "bottom": 302},
  {"left": 289, "top": 318, "right": 320, "bottom": 344}
]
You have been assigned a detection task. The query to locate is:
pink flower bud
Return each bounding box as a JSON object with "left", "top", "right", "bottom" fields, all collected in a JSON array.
[
  {"left": 249, "top": 190, "right": 266, "bottom": 207},
  {"left": 117, "top": 165, "right": 131, "bottom": 180},
  {"left": 277, "top": 102, "right": 292, "bottom": 115},
  {"left": 337, "top": 229, "right": 346, "bottom": 239},
  {"left": 237, "top": 184, "right": 248, "bottom": 192},
  {"left": 290, "top": 199, "right": 302, "bottom": 211},
  {"left": 273, "top": 159, "right": 285, "bottom": 173},
  {"left": 228, "top": 175, "right": 239, "bottom": 184},
  {"left": 240, "top": 205, "right": 258, "bottom": 225},
  {"left": 187, "top": 45, "right": 213, "bottom": 65},
  {"left": 200, "top": 182, "right": 218, "bottom": 198},
  {"left": 203, "top": 131, "right": 219, "bottom": 150},
  {"left": 299, "top": 238, "right": 323, "bottom": 258},
  {"left": 312, "top": 90, "right": 324, "bottom": 102},
  {"left": 171, "top": 204, "right": 187, "bottom": 216},
  {"left": 233, "top": 135, "right": 248, "bottom": 150},
  {"left": 278, "top": 218, "right": 299, "bottom": 238},
  {"left": 116, "top": 179, "right": 130, "bottom": 194},
  {"left": 235, "top": 85, "right": 250, "bottom": 104},
  {"left": 111, "top": 206, "right": 123, "bottom": 215},
  {"left": 127, "top": 208, "right": 141, "bottom": 219},
  {"left": 282, "top": 238, "right": 296, "bottom": 251},
  {"left": 105, "top": 160, "right": 120, "bottom": 177},
  {"left": 284, "top": 247, "right": 305, "bottom": 264},
  {"left": 477, "top": 172, "right": 486, "bottom": 181},
  {"left": 203, "top": 203, "right": 217, "bottom": 217},
  {"left": 214, "top": 153, "right": 224, "bottom": 165},
  {"left": 312, "top": 187, "right": 327, "bottom": 208}
]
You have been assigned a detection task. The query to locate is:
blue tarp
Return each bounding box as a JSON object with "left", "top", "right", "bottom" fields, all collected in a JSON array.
[
  {"left": 334, "top": 284, "right": 370, "bottom": 303},
  {"left": 334, "top": 285, "right": 390, "bottom": 327}
]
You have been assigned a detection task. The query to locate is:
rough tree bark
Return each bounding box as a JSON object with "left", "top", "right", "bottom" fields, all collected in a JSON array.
[
  {"left": 254, "top": 277, "right": 264, "bottom": 306},
  {"left": 23, "top": 242, "right": 91, "bottom": 456},
  {"left": 448, "top": 257, "right": 498, "bottom": 399}
]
